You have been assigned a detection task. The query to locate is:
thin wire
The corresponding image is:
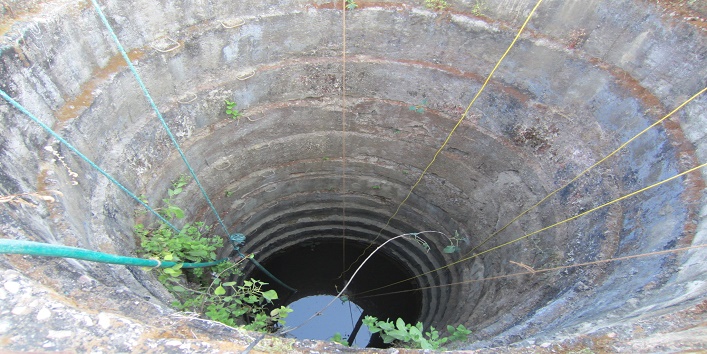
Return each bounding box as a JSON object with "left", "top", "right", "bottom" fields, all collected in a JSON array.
[
  {"left": 341, "top": 0, "right": 348, "bottom": 282},
  {"left": 355, "top": 243, "right": 707, "bottom": 299},
  {"left": 0, "top": 89, "right": 180, "bottom": 232},
  {"left": 90, "top": 0, "right": 231, "bottom": 237},
  {"left": 279, "top": 231, "right": 446, "bottom": 335},
  {"left": 353, "top": 162, "right": 707, "bottom": 297},
  {"left": 465, "top": 86, "right": 707, "bottom": 257},
  {"left": 338, "top": 0, "right": 545, "bottom": 278}
]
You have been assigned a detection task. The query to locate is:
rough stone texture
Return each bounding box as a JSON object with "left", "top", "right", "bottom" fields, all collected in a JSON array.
[{"left": 0, "top": 0, "right": 705, "bottom": 352}]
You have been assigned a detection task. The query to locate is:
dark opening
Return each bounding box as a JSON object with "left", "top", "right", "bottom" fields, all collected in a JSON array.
[{"left": 243, "top": 239, "right": 422, "bottom": 347}]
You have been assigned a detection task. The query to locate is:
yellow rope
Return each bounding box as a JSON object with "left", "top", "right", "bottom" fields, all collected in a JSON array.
[
  {"left": 354, "top": 162, "right": 707, "bottom": 296},
  {"left": 341, "top": 0, "right": 349, "bottom": 281},
  {"left": 383, "top": 0, "right": 545, "bottom": 230},
  {"left": 355, "top": 243, "right": 707, "bottom": 299},
  {"left": 465, "top": 86, "right": 707, "bottom": 257},
  {"left": 338, "top": 0, "right": 545, "bottom": 279}
]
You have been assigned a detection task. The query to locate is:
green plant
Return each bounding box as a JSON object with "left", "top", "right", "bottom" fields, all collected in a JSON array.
[
  {"left": 225, "top": 190, "right": 234, "bottom": 197},
  {"left": 225, "top": 99, "right": 242, "bottom": 120},
  {"left": 363, "top": 316, "right": 471, "bottom": 349},
  {"left": 136, "top": 177, "right": 291, "bottom": 332},
  {"left": 409, "top": 98, "right": 427, "bottom": 113},
  {"left": 158, "top": 175, "right": 189, "bottom": 219},
  {"left": 202, "top": 278, "right": 292, "bottom": 331},
  {"left": 471, "top": 0, "right": 485, "bottom": 16},
  {"left": 330, "top": 332, "right": 349, "bottom": 346},
  {"left": 443, "top": 230, "right": 464, "bottom": 254},
  {"left": 136, "top": 221, "right": 224, "bottom": 283},
  {"left": 424, "top": 0, "right": 448, "bottom": 11},
  {"left": 372, "top": 185, "right": 381, "bottom": 189},
  {"left": 345, "top": 0, "right": 358, "bottom": 10}
]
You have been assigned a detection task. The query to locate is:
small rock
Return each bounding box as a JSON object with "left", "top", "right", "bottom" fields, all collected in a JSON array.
[
  {"left": 0, "top": 320, "right": 12, "bottom": 334},
  {"left": 47, "top": 330, "right": 72, "bottom": 339},
  {"left": 0, "top": 288, "right": 7, "bottom": 300},
  {"left": 78, "top": 275, "right": 96, "bottom": 291},
  {"left": 11, "top": 306, "right": 30, "bottom": 315},
  {"left": 575, "top": 281, "right": 591, "bottom": 292},
  {"left": 165, "top": 340, "right": 182, "bottom": 346},
  {"left": 84, "top": 316, "right": 94, "bottom": 327},
  {"left": 607, "top": 332, "right": 617, "bottom": 338},
  {"left": 43, "top": 342, "right": 56, "bottom": 348},
  {"left": 37, "top": 307, "right": 52, "bottom": 321},
  {"left": 179, "top": 343, "right": 192, "bottom": 350},
  {"left": 29, "top": 299, "right": 39, "bottom": 308},
  {"left": 4, "top": 281, "right": 21, "bottom": 294},
  {"left": 540, "top": 342, "right": 552, "bottom": 348},
  {"left": 3, "top": 270, "right": 20, "bottom": 281},
  {"left": 97, "top": 313, "right": 111, "bottom": 329}
]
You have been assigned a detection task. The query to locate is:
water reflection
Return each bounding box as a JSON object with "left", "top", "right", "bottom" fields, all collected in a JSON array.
[{"left": 286, "top": 295, "right": 371, "bottom": 347}]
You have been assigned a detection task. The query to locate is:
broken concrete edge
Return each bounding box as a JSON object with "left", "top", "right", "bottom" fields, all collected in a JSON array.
[
  {"left": 3, "top": 258, "right": 706, "bottom": 353},
  {"left": 0, "top": 264, "right": 381, "bottom": 353}
]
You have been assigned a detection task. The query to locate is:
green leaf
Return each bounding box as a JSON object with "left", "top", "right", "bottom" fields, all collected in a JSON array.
[
  {"left": 408, "top": 325, "right": 422, "bottom": 338},
  {"left": 387, "top": 329, "right": 409, "bottom": 341},
  {"left": 262, "top": 289, "right": 278, "bottom": 302},
  {"left": 214, "top": 286, "right": 226, "bottom": 295},
  {"left": 188, "top": 250, "right": 208, "bottom": 258},
  {"left": 223, "top": 281, "right": 237, "bottom": 286},
  {"left": 420, "top": 339, "right": 434, "bottom": 350},
  {"left": 443, "top": 245, "right": 458, "bottom": 253},
  {"left": 396, "top": 318, "right": 406, "bottom": 331},
  {"left": 171, "top": 285, "right": 186, "bottom": 293}
]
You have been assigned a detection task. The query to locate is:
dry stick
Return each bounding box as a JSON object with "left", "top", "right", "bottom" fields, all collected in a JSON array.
[
  {"left": 355, "top": 243, "right": 707, "bottom": 299},
  {"left": 278, "top": 231, "right": 447, "bottom": 335}
]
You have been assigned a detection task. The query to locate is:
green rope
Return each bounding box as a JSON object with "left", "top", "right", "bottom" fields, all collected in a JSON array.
[
  {"left": 90, "top": 0, "right": 231, "bottom": 238},
  {"left": 0, "top": 89, "right": 180, "bottom": 232},
  {"left": 0, "top": 239, "right": 226, "bottom": 268}
]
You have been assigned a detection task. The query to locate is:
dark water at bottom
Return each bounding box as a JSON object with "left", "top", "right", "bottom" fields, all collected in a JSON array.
[{"left": 286, "top": 295, "right": 371, "bottom": 347}]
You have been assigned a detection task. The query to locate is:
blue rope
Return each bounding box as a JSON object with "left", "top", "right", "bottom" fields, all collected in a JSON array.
[
  {"left": 0, "top": 91, "right": 297, "bottom": 293},
  {"left": 90, "top": 0, "right": 231, "bottom": 238},
  {"left": 0, "top": 89, "right": 180, "bottom": 232}
]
